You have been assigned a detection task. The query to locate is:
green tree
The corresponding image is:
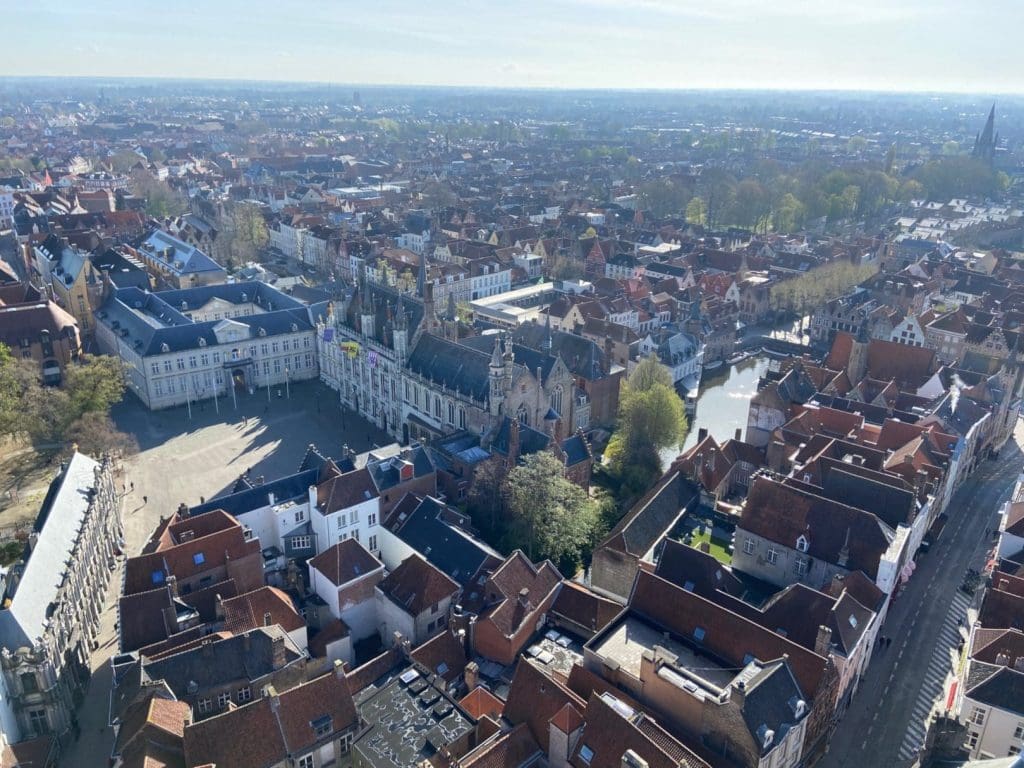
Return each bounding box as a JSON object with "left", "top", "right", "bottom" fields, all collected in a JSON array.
[
  {"left": 685, "top": 196, "right": 707, "bottom": 227},
  {"left": 773, "top": 193, "right": 805, "bottom": 233},
  {"left": 637, "top": 179, "right": 688, "bottom": 218},
  {"left": 606, "top": 356, "right": 688, "bottom": 496},
  {"left": 941, "top": 141, "right": 960, "bottom": 156},
  {"left": 64, "top": 355, "right": 126, "bottom": 421},
  {"left": 131, "top": 170, "right": 185, "bottom": 219},
  {"left": 505, "top": 452, "right": 600, "bottom": 573}
]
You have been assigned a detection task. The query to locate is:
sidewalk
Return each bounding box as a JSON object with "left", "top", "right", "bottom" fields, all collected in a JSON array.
[{"left": 59, "top": 530, "right": 126, "bottom": 766}]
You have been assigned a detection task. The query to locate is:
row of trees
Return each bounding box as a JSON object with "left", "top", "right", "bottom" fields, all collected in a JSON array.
[
  {"left": 0, "top": 346, "right": 135, "bottom": 457},
  {"left": 637, "top": 155, "right": 1007, "bottom": 235},
  {"left": 769, "top": 259, "right": 880, "bottom": 329}
]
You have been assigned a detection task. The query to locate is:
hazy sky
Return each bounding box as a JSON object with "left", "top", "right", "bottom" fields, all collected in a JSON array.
[{"left": 3, "top": 0, "right": 1022, "bottom": 93}]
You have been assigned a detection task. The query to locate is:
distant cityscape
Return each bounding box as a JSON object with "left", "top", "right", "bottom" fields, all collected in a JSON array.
[{"left": 0, "top": 80, "right": 1022, "bottom": 768}]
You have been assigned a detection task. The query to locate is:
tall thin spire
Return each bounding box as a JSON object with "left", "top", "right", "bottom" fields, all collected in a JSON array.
[{"left": 417, "top": 251, "right": 427, "bottom": 298}]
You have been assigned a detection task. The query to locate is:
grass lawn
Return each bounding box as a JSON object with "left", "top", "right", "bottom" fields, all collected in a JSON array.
[{"left": 686, "top": 528, "right": 733, "bottom": 564}]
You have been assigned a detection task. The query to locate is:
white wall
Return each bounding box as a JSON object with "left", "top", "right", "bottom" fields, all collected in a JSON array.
[
  {"left": 375, "top": 591, "right": 415, "bottom": 646},
  {"left": 311, "top": 497, "right": 380, "bottom": 557},
  {"left": 961, "top": 695, "right": 1024, "bottom": 760}
]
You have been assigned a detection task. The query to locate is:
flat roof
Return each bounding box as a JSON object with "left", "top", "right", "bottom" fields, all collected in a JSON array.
[{"left": 591, "top": 615, "right": 734, "bottom": 690}]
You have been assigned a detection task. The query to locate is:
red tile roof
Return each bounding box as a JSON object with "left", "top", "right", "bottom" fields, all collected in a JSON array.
[
  {"left": 378, "top": 555, "right": 460, "bottom": 616},
  {"left": 307, "top": 539, "right": 382, "bottom": 586},
  {"left": 221, "top": 587, "right": 305, "bottom": 634}
]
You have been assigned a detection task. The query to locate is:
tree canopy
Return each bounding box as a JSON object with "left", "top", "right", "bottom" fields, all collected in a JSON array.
[
  {"left": 505, "top": 452, "right": 601, "bottom": 574},
  {"left": 605, "top": 356, "right": 688, "bottom": 497},
  {"left": 0, "top": 348, "right": 128, "bottom": 449}
]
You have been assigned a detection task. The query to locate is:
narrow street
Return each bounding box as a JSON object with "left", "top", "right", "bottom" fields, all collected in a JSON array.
[{"left": 819, "top": 424, "right": 1023, "bottom": 767}]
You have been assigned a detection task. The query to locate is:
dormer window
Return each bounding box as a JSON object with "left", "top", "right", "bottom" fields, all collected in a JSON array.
[
  {"left": 796, "top": 535, "right": 809, "bottom": 553},
  {"left": 312, "top": 715, "right": 332, "bottom": 738},
  {"left": 198, "top": 337, "right": 207, "bottom": 347},
  {"left": 258, "top": 327, "right": 267, "bottom": 337}
]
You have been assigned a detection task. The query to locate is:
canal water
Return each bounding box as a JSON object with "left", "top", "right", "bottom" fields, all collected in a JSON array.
[{"left": 661, "top": 355, "right": 770, "bottom": 467}]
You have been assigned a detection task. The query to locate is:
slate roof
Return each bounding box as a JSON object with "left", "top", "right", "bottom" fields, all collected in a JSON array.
[
  {"left": 131, "top": 626, "right": 303, "bottom": 702},
  {"left": 406, "top": 334, "right": 493, "bottom": 401},
  {"left": 391, "top": 496, "right": 503, "bottom": 587},
  {"left": 95, "top": 281, "right": 313, "bottom": 357},
  {"left": 599, "top": 471, "right": 699, "bottom": 558},
  {"left": 139, "top": 230, "right": 224, "bottom": 277},
  {"left": 965, "top": 665, "right": 1024, "bottom": 714},
  {"left": 189, "top": 468, "right": 319, "bottom": 519},
  {"left": 735, "top": 661, "right": 807, "bottom": 757},
  {"left": 654, "top": 538, "right": 745, "bottom": 597},
  {"left": 0, "top": 452, "right": 101, "bottom": 650}
]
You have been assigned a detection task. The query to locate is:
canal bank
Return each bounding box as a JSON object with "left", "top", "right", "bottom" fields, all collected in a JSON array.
[{"left": 661, "top": 354, "right": 770, "bottom": 467}]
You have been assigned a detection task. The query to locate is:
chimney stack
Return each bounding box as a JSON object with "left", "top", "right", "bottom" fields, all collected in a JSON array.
[
  {"left": 464, "top": 661, "right": 479, "bottom": 690},
  {"left": 271, "top": 634, "right": 286, "bottom": 668},
  {"left": 814, "top": 625, "right": 833, "bottom": 656}
]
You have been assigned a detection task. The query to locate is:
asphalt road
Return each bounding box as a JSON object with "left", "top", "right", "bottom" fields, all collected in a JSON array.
[
  {"left": 819, "top": 423, "right": 1023, "bottom": 768},
  {"left": 59, "top": 380, "right": 392, "bottom": 767}
]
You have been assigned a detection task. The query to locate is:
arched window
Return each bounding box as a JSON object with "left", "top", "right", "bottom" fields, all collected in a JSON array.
[
  {"left": 516, "top": 403, "right": 529, "bottom": 426},
  {"left": 552, "top": 385, "right": 563, "bottom": 417}
]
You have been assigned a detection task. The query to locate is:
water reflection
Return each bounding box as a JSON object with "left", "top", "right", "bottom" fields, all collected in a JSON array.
[{"left": 661, "top": 355, "right": 770, "bottom": 467}]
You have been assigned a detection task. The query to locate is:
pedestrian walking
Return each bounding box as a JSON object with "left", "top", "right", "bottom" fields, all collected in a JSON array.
[
  {"left": 130, "top": 481, "right": 134, "bottom": 491},
  {"left": 143, "top": 495, "right": 148, "bottom": 505},
  {"left": 200, "top": 496, "right": 205, "bottom": 504}
]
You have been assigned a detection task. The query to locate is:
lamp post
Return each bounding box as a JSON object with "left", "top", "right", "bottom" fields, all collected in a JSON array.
[{"left": 285, "top": 367, "right": 290, "bottom": 400}]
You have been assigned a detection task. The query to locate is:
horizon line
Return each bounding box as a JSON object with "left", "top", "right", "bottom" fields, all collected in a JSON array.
[{"left": 0, "top": 74, "right": 1019, "bottom": 99}]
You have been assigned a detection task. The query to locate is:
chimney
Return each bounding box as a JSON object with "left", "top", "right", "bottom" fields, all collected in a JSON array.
[
  {"left": 214, "top": 594, "right": 225, "bottom": 622},
  {"left": 399, "top": 461, "right": 414, "bottom": 482},
  {"left": 622, "top": 751, "right": 650, "bottom": 768},
  {"left": 271, "top": 634, "right": 286, "bottom": 668},
  {"left": 308, "top": 485, "right": 318, "bottom": 511},
  {"left": 698, "top": 427, "right": 708, "bottom": 443},
  {"left": 243, "top": 631, "right": 251, "bottom": 654},
  {"left": 814, "top": 625, "right": 833, "bottom": 656},
  {"left": 464, "top": 661, "right": 479, "bottom": 690},
  {"left": 265, "top": 685, "right": 280, "bottom": 711},
  {"left": 731, "top": 679, "right": 747, "bottom": 706},
  {"left": 201, "top": 638, "right": 213, "bottom": 658},
  {"left": 518, "top": 588, "right": 531, "bottom": 609},
  {"left": 166, "top": 574, "right": 178, "bottom": 598},
  {"left": 735, "top": 428, "right": 742, "bottom": 441},
  {"left": 333, "top": 659, "right": 346, "bottom": 680}
]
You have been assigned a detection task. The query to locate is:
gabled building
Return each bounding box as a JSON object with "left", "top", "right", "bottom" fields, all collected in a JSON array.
[{"left": 183, "top": 663, "right": 361, "bottom": 768}]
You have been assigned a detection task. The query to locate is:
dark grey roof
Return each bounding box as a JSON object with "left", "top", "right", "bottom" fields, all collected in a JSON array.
[
  {"left": 392, "top": 497, "right": 502, "bottom": 587},
  {"left": 406, "top": 334, "right": 492, "bottom": 402},
  {"left": 137, "top": 626, "right": 301, "bottom": 698},
  {"left": 562, "top": 434, "right": 591, "bottom": 467},
  {"left": 602, "top": 472, "right": 700, "bottom": 558},
  {"left": 139, "top": 230, "right": 224, "bottom": 277},
  {"left": 367, "top": 446, "right": 435, "bottom": 492},
  {"left": 966, "top": 665, "right": 1024, "bottom": 713},
  {"left": 95, "top": 282, "right": 314, "bottom": 357},
  {"left": 489, "top": 416, "right": 550, "bottom": 458},
  {"left": 190, "top": 468, "right": 319, "bottom": 519},
  {"left": 737, "top": 661, "right": 807, "bottom": 756}
]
